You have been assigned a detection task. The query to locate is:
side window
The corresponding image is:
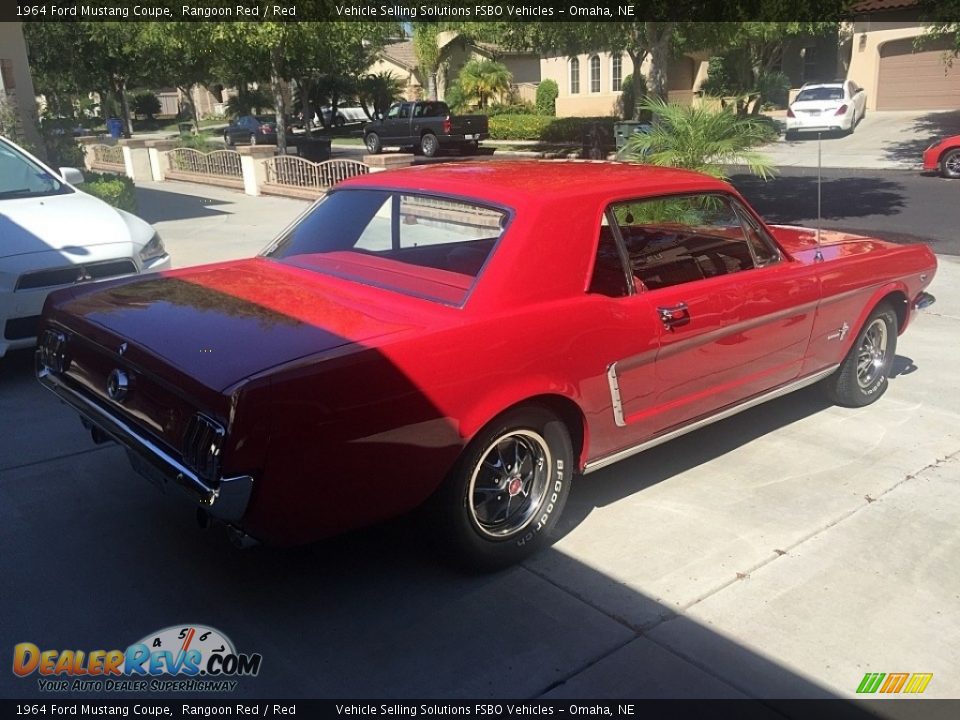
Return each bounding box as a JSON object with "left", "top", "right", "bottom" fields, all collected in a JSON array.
[
  {"left": 732, "top": 202, "right": 780, "bottom": 267},
  {"left": 387, "top": 104, "right": 404, "bottom": 119},
  {"left": 609, "top": 194, "right": 765, "bottom": 291},
  {"left": 589, "top": 215, "right": 630, "bottom": 298}
]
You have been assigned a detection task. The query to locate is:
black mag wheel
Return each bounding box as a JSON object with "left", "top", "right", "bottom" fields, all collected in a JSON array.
[{"left": 436, "top": 406, "right": 573, "bottom": 571}]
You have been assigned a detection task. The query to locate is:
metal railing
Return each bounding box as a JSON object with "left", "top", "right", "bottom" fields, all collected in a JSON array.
[
  {"left": 264, "top": 157, "right": 369, "bottom": 193},
  {"left": 165, "top": 148, "right": 242, "bottom": 179},
  {"left": 90, "top": 144, "right": 124, "bottom": 169}
]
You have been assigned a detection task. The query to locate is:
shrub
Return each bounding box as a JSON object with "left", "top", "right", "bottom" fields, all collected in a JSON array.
[
  {"left": 485, "top": 102, "right": 537, "bottom": 117},
  {"left": 487, "top": 114, "right": 553, "bottom": 141},
  {"left": 535, "top": 79, "right": 559, "bottom": 116},
  {"left": 132, "top": 92, "right": 161, "bottom": 120},
  {"left": 757, "top": 71, "right": 790, "bottom": 109},
  {"left": 43, "top": 134, "right": 85, "bottom": 169},
  {"left": 487, "top": 115, "right": 618, "bottom": 143},
  {"left": 82, "top": 172, "right": 137, "bottom": 213},
  {"left": 618, "top": 73, "right": 648, "bottom": 120},
  {"left": 175, "top": 134, "right": 214, "bottom": 151}
]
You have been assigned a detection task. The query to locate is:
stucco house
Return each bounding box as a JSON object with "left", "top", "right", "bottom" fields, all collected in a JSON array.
[
  {"left": 369, "top": 31, "right": 540, "bottom": 104},
  {"left": 846, "top": 0, "right": 959, "bottom": 110},
  {"left": 0, "top": 21, "right": 41, "bottom": 148}
]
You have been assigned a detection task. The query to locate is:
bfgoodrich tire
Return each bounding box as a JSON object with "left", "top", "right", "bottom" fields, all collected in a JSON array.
[
  {"left": 435, "top": 406, "right": 573, "bottom": 571},
  {"left": 824, "top": 302, "right": 898, "bottom": 407}
]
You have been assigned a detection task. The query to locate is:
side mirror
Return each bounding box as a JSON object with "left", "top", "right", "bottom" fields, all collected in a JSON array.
[{"left": 59, "top": 167, "right": 85, "bottom": 185}]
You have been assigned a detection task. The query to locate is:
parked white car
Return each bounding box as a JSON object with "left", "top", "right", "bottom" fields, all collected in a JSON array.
[
  {"left": 0, "top": 135, "right": 170, "bottom": 358},
  {"left": 319, "top": 105, "right": 369, "bottom": 127},
  {"left": 785, "top": 80, "right": 867, "bottom": 137}
]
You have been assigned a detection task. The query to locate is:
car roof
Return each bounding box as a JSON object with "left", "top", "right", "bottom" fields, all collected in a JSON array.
[
  {"left": 337, "top": 160, "right": 733, "bottom": 207},
  {"left": 799, "top": 81, "right": 845, "bottom": 89}
]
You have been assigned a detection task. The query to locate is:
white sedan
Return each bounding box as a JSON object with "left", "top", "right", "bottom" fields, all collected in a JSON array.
[
  {"left": 0, "top": 135, "right": 170, "bottom": 358},
  {"left": 785, "top": 80, "right": 867, "bottom": 137}
]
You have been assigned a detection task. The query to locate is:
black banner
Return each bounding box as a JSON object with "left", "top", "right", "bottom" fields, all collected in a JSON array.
[{"left": 0, "top": 0, "right": 947, "bottom": 24}]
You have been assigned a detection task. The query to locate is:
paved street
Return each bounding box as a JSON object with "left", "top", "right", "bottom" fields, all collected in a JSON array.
[{"left": 2, "top": 178, "right": 959, "bottom": 703}]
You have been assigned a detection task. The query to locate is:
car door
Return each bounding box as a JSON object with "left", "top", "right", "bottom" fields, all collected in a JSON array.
[
  {"left": 605, "top": 193, "right": 818, "bottom": 438},
  {"left": 382, "top": 103, "right": 413, "bottom": 145}
]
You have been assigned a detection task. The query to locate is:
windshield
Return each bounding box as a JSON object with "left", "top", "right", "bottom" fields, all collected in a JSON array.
[
  {"left": 795, "top": 87, "right": 844, "bottom": 102},
  {"left": 0, "top": 139, "right": 68, "bottom": 200},
  {"left": 263, "top": 189, "right": 509, "bottom": 306}
]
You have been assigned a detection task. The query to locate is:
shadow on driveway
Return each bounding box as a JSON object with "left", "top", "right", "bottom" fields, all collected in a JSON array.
[
  {"left": 731, "top": 173, "right": 906, "bottom": 223},
  {"left": 882, "top": 110, "right": 960, "bottom": 165},
  {"left": 134, "top": 186, "right": 233, "bottom": 224}
]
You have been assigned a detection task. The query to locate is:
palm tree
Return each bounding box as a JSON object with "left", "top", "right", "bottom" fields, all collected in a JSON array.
[
  {"left": 357, "top": 72, "right": 405, "bottom": 120},
  {"left": 621, "top": 97, "right": 776, "bottom": 180},
  {"left": 457, "top": 59, "right": 512, "bottom": 110}
]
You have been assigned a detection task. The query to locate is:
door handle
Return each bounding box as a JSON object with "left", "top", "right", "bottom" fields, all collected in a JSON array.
[{"left": 657, "top": 302, "right": 690, "bottom": 330}]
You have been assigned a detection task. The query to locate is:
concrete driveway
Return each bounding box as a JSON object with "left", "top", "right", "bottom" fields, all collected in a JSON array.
[
  {"left": 762, "top": 109, "right": 960, "bottom": 170},
  {"left": 1, "top": 181, "right": 958, "bottom": 701}
]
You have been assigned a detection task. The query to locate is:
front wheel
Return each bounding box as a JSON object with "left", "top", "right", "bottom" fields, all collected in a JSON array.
[
  {"left": 824, "top": 302, "right": 897, "bottom": 407},
  {"left": 420, "top": 132, "right": 440, "bottom": 158},
  {"left": 940, "top": 149, "right": 960, "bottom": 179},
  {"left": 365, "top": 132, "right": 382, "bottom": 154},
  {"left": 435, "top": 406, "right": 573, "bottom": 571}
]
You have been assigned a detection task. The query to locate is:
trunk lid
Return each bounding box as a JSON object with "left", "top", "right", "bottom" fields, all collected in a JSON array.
[{"left": 49, "top": 257, "right": 422, "bottom": 392}]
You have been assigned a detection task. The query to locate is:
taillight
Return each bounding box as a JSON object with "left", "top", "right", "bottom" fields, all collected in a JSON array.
[
  {"left": 38, "top": 329, "right": 70, "bottom": 374},
  {"left": 182, "top": 413, "right": 224, "bottom": 483},
  {"left": 443, "top": 116, "right": 452, "bottom": 134},
  {"left": 786, "top": 108, "right": 795, "bottom": 118},
  {"left": 834, "top": 104, "right": 848, "bottom": 116}
]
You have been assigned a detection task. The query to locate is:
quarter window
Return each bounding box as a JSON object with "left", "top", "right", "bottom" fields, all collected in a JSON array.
[{"left": 569, "top": 58, "right": 580, "bottom": 94}]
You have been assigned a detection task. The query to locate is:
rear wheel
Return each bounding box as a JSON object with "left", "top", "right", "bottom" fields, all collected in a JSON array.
[
  {"left": 420, "top": 132, "right": 439, "bottom": 158},
  {"left": 223, "top": 132, "right": 234, "bottom": 148},
  {"left": 940, "top": 149, "right": 960, "bottom": 179},
  {"left": 364, "top": 132, "right": 382, "bottom": 154},
  {"left": 435, "top": 406, "right": 573, "bottom": 571},
  {"left": 824, "top": 302, "right": 897, "bottom": 407}
]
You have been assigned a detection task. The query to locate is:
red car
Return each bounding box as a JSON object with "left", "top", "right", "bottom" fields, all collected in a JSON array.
[
  {"left": 36, "top": 162, "right": 937, "bottom": 569},
  {"left": 923, "top": 135, "right": 960, "bottom": 178}
]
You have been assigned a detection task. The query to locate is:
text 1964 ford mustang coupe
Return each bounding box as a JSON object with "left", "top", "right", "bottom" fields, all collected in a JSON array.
[{"left": 36, "top": 162, "right": 937, "bottom": 569}]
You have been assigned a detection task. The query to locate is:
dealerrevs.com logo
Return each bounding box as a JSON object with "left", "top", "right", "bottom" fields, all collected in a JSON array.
[{"left": 13, "top": 625, "right": 262, "bottom": 693}]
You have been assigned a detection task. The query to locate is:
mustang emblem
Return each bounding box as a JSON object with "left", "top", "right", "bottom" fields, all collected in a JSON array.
[{"left": 106, "top": 369, "right": 129, "bottom": 402}]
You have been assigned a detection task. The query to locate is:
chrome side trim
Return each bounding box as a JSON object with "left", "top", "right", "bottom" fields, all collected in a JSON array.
[
  {"left": 584, "top": 364, "right": 840, "bottom": 474},
  {"left": 36, "top": 361, "right": 252, "bottom": 523},
  {"left": 606, "top": 362, "right": 626, "bottom": 427}
]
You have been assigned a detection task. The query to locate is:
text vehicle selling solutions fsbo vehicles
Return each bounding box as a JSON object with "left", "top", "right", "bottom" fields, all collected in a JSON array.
[{"left": 36, "top": 161, "right": 937, "bottom": 569}]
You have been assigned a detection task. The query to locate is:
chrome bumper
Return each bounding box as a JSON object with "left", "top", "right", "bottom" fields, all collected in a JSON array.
[
  {"left": 36, "top": 360, "right": 253, "bottom": 524},
  {"left": 913, "top": 292, "right": 936, "bottom": 311}
]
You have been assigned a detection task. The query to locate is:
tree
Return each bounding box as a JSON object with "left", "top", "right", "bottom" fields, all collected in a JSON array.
[
  {"left": 357, "top": 72, "right": 405, "bottom": 119},
  {"left": 621, "top": 97, "right": 776, "bottom": 180},
  {"left": 132, "top": 92, "right": 161, "bottom": 120},
  {"left": 457, "top": 59, "right": 512, "bottom": 109},
  {"left": 412, "top": 24, "right": 442, "bottom": 102}
]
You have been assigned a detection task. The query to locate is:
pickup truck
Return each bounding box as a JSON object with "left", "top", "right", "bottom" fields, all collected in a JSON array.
[{"left": 363, "top": 101, "right": 488, "bottom": 157}]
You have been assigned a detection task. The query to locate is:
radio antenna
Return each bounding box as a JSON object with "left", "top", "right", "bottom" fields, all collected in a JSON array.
[{"left": 815, "top": 132, "right": 824, "bottom": 262}]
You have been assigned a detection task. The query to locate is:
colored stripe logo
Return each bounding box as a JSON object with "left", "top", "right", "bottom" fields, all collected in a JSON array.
[{"left": 857, "top": 672, "right": 933, "bottom": 694}]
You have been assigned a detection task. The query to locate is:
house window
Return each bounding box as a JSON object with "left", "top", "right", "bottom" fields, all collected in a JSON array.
[
  {"left": 590, "top": 55, "right": 601, "bottom": 93},
  {"left": 569, "top": 57, "right": 580, "bottom": 94},
  {"left": 611, "top": 55, "right": 623, "bottom": 92},
  {"left": 0, "top": 60, "right": 15, "bottom": 91},
  {"left": 801, "top": 46, "right": 818, "bottom": 83}
]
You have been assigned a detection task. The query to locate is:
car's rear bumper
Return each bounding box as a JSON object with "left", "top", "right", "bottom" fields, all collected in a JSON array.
[
  {"left": 36, "top": 360, "right": 253, "bottom": 524},
  {"left": 786, "top": 115, "right": 852, "bottom": 133}
]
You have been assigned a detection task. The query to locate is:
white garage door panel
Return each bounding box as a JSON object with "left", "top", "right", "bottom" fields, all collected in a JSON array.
[{"left": 878, "top": 37, "right": 960, "bottom": 111}]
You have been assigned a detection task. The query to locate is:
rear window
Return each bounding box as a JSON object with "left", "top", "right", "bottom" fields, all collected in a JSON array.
[
  {"left": 795, "top": 87, "right": 844, "bottom": 102},
  {"left": 263, "top": 189, "right": 508, "bottom": 306}
]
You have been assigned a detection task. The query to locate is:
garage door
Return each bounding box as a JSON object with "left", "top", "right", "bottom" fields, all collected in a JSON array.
[{"left": 877, "top": 36, "right": 960, "bottom": 110}]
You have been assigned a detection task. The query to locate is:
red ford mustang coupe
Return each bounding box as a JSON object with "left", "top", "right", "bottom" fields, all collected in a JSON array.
[
  {"left": 36, "top": 162, "right": 937, "bottom": 569},
  {"left": 923, "top": 135, "right": 960, "bottom": 178}
]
